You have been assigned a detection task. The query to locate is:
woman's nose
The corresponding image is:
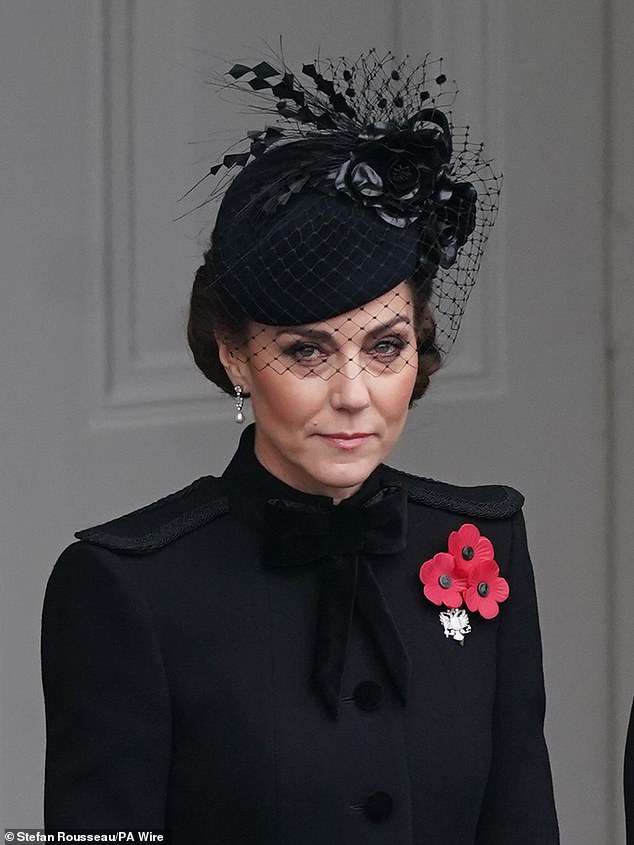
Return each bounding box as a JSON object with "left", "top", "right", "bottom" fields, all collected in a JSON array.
[{"left": 329, "top": 359, "right": 371, "bottom": 412}]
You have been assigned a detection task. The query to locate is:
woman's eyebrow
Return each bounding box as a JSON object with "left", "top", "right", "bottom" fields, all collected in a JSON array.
[
  {"left": 364, "top": 315, "right": 412, "bottom": 338},
  {"left": 274, "top": 327, "right": 334, "bottom": 343}
]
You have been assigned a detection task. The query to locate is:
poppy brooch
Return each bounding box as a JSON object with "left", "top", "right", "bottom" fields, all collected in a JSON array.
[{"left": 419, "top": 523, "right": 509, "bottom": 645}]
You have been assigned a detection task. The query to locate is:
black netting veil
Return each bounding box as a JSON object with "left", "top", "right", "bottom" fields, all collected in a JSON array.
[{"left": 187, "top": 49, "right": 501, "bottom": 383}]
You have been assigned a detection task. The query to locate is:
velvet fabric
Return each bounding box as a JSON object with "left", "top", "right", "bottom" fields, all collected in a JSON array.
[
  {"left": 264, "top": 484, "right": 410, "bottom": 717},
  {"left": 42, "top": 427, "right": 559, "bottom": 844}
]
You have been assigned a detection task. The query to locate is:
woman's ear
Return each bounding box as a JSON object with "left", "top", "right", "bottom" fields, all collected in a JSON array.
[{"left": 216, "top": 334, "right": 252, "bottom": 393}]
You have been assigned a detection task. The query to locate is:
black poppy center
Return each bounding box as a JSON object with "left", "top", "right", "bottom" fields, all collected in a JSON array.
[
  {"left": 477, "top": 581, "right": 490, "bottom": 597},
  {"left": 461, "top": 545, "right": 475, "bottom": 561},
  {"left": 385, "top": 155, "right": 419, "bottom": 194},
  {"left": 439, "top": 574, "right": 452, "bottom": 589}
]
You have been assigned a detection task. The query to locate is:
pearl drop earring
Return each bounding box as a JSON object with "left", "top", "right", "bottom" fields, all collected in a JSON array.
[{"left": 234, "top": 384, "right": 245, "bottom": 424}]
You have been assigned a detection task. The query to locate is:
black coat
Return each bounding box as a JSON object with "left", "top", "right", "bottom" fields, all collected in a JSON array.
[
  {"left": 625, "top": 700, "right": 634, "bottom": 841},
  {"left": 42, "top": 426, "right": 559, "bottom": 844}
]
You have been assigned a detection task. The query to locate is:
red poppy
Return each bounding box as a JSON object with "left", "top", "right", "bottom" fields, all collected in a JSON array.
[
  {"left": 419, "top": 552, "right": 467, "bottom": 608},
  {"left": 448, "top": 523, "right": 495, "bottom": 576},
  {"left": 464, "top": 559, "right": 510, "bottom": 619}
]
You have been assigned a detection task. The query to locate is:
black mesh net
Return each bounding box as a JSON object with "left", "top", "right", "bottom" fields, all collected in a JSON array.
[
  {"left": 185, "top": 50, "right": 501, "bottom": 383},
  {"left": 229, "top": 286, "right": 422, "bottom": 384}
]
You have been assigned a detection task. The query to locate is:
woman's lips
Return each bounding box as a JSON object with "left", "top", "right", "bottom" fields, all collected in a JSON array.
[{"left": 318, "top": 433, "right": 374, "bottom": 450}]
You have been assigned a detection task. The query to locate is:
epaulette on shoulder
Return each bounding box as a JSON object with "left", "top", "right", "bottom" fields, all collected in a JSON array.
[
  {"left": 383, "top": 465, "right": 524, "bottom": 520},
  {"left": 75, "top": 476, "right": 229, "bottom": 554}
]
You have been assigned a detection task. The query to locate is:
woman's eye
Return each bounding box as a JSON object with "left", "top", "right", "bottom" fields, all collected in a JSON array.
[
  {"left": 285, "top": 343, "right": 327, "bottom": 364},
  {"left": 372, "top": 336, "right": 407, "bottom": 358}
]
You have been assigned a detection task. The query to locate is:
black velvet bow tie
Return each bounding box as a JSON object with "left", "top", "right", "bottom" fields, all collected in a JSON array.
[{"left": 263, "top": 485, "right": 411, "bottom": 718}]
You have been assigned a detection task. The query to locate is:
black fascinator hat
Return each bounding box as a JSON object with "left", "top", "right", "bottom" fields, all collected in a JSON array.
[{"left": 190, "top": 50, "right": 501, "bottom": 352}]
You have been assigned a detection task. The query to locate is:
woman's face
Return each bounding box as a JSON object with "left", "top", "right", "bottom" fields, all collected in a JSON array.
[{"left": 219, "top": 281, "right": 418, "bottom": 501}]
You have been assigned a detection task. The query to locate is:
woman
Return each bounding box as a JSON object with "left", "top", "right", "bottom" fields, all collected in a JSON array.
[{"left": 42, "top": 51, "right": 559, "bottom": 843}]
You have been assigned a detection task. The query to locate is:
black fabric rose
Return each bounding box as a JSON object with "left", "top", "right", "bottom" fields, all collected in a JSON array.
[
  {"left": 417, "top": 182, "right": 478, "bottom": 273},
  {"left": 334, "top": 112, "right": 454, "bottom": 227},
  {"left": 434, "top": 182, "right": 478, "bottom": 267},
  {"left": 333, "top": 110, "right": 477, "bottom": 270}
]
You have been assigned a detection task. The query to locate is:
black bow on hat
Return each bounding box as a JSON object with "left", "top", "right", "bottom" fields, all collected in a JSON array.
[{"left": 263, "top": 485, "right": 411, "bottom": 718}]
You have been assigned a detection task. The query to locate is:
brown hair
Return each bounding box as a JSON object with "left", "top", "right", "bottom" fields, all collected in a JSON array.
[{"left": 187, "top": 247, "right": 442, "bottom": 405}]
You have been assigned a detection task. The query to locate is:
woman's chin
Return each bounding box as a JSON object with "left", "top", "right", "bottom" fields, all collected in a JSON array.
[{"left": 308, "top": 457, "right": 379, "bottom": 499}]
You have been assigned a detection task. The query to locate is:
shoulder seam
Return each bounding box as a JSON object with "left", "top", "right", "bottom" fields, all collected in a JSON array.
[
  {"left": 383, "top": 465, "right": 524, "bottom": 519},
  {"left": 74, "top": 476, "right": 229, "bottom": 554},
  {"left": 76, "top": 499, "right": 229, "bottom": 554}
]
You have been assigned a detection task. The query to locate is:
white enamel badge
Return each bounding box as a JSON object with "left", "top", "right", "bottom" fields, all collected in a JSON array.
[{"left": 439, "top": 608, "right": 471, "bottom": 645}]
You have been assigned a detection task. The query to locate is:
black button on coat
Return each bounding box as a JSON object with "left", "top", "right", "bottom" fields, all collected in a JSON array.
[{"left": 42, "top": 427, "right": 560, "bottom": 844}]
